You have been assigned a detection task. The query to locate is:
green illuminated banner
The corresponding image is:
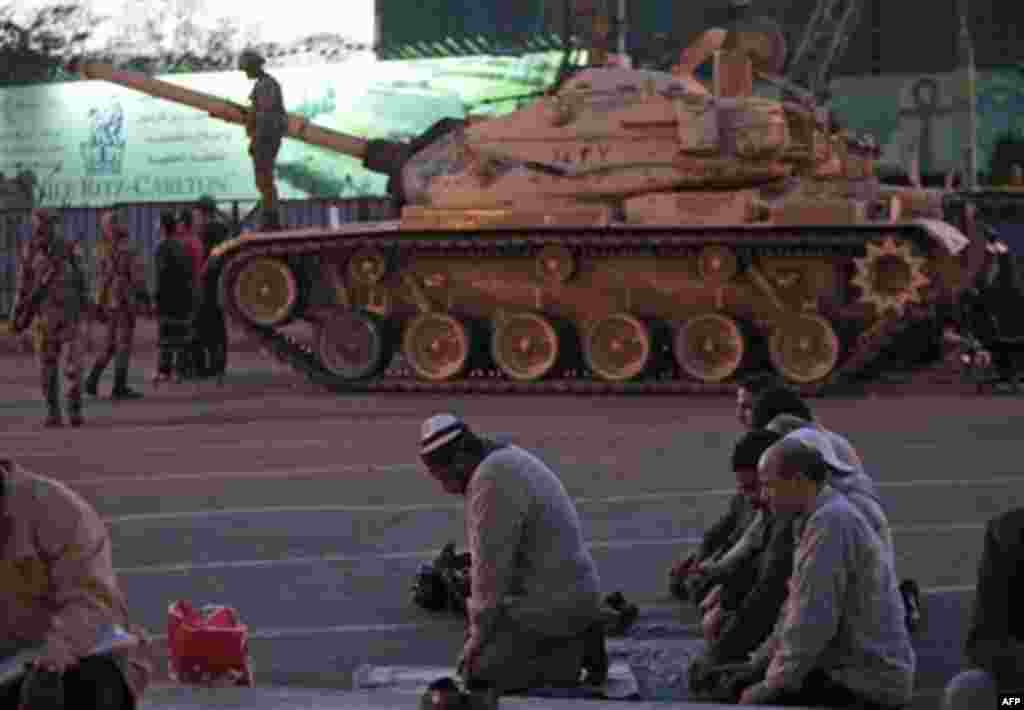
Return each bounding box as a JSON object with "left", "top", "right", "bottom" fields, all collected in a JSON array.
[{"left": 0, "top": 51, "right": 563, "bottom": 207}]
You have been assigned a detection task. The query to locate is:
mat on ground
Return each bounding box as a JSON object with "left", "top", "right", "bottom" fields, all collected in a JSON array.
[{"left": 352, "top": 662, "right": 640, "bottom": 700}]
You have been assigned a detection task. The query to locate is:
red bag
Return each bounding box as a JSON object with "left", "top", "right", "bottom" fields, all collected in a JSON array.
[{"left": 167, "top": 600, "right": 254, "bottom": 686}]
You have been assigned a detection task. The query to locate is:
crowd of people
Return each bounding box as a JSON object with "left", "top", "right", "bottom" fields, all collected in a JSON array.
[
  {"left": 152, "top": 198, "right": 230, "bottom": 386},
  {"left": 9, "top": 198, "right": 231, "bottom": 426},
  {"left": 416, "top": 381, "right": 1021, "bottom": 708},
  {"left": 671, "top": 375, "right": 917, "bottom": 708},
  {"left": 1, "top": 377, "right": 1020, "bottom": 708}
]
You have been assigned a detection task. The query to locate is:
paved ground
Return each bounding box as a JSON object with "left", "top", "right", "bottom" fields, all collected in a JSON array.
[
  {"left": 0, "top": 316, "right": 266, "bottom": 354},
  {"left": 1, "top": 346, "right": 1021, "bottom": 708}
]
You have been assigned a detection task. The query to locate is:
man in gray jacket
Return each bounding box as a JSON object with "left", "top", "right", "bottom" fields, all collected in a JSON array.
[
  {"left": 418, "top": 414, "right": 606, "bottom": 693},
  {"left": 736, "top": 438, "right": 916, "bottom": 709},
  {"left": 753, "top": 386, "right": 922, "bottom": 632}
]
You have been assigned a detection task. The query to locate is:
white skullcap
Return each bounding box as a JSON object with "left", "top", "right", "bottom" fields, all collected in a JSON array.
[
  {"left": 420, "top": 413, "right": 467, "bottom": 456},
  {"left": 783, "top": 426, "right": 856, "bottom": 474}
]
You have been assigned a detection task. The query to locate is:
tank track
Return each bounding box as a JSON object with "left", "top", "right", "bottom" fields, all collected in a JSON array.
[{"left": 213, "top": 225, "right": 948, "bottom": 396}]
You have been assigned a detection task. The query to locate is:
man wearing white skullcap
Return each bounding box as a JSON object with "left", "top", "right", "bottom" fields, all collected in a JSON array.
[{"left": 418, "top": 414, "right": 606, "bottom": 692}]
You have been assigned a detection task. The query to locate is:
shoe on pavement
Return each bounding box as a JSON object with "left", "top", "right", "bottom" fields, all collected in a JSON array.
[{"left": 900, "top": 579, "right": 923, "bottom": 632}]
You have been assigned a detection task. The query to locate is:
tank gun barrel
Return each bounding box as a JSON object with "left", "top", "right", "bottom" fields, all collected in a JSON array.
[{"left": 71, "top": 60, "right": 371, "bottom": 161}]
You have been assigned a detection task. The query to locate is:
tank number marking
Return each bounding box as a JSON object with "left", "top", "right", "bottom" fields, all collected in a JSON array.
[{"left": 552, "top": 143, "right": 612, "bottom": 165}]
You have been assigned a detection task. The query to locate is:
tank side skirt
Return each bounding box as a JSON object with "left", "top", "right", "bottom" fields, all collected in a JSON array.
[{"left": 214, "top": 226, "right": 948, "bottom": 394}]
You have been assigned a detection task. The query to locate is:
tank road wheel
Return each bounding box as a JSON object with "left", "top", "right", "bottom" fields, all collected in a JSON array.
[
  {"left": 348, "top": 247, "right": 389, "bottom": 286},
  {"left": 769, "top": 314, "right": 841, "bottom": 384},
  {"left": 674, "top": 314, "right": 746, "bottom": 383},
  {"left": 583, "top": 313, "right": 653, "bottom": 382},
  {"left": 491, "top": 312, "right": 561, "bottom": 381},
  {"left": 402, "top": 313, "right": 473, "bottom": 382},
  {"left": 316, "top": 310, "right": 392, "bottom": 380},
  {"left": 535, "top": 245, "right": 577, "bottom": 285},
  {"left": 231, "top": 257, "right": 299, "bottom": 327}
]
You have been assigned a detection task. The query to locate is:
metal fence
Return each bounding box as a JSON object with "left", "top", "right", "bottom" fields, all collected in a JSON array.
[{"left": 0, "top": 197, "right": 397, "bottom": 316}]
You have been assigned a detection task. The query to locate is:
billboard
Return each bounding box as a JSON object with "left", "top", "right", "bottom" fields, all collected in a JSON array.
[
  {"left": 0, "top": 51, "right": 562, "bottom": 208},
  {"left": 376, "top": 0, "right": 547, "bottom": 51}
]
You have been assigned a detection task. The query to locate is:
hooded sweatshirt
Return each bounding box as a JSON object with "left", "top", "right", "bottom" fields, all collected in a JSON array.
[
  {"left": 772, "top": 417, "right": 894, "bottom": 564},
  {"left": 812, "top": 427, "right": 894, "bottom": 564},
  {"left": 750, "top": 419, "right": 897, "bottom": 670}
]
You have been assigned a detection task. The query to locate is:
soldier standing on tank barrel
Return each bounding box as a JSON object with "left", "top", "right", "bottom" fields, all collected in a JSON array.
[
  {"left": 239, "top": 49, "right": 287, "bottom": 231},
  {"left": 84, "top": 208, "right": 147, "bottom": 400},
  {"left": 10, "top": 209, "right": 89, "bottom": 427}
]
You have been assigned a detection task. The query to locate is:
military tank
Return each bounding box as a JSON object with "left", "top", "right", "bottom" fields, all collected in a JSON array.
[{"left": 71, "top": 45, "right": 988, "bottom": 394}]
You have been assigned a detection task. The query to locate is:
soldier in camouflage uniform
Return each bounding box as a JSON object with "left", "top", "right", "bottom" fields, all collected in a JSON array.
[
  {"left": 10, "top": 209, "right": 89, "bottom": 427},
  {"left": 239, "top": 49, "right": 288, "bottom": 231},
  {"left": 84, "top": 209, "right": 147, "bottom": 400}
]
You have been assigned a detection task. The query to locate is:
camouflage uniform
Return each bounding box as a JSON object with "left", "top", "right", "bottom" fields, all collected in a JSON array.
[
  {"left": 11, "top": 211, "right": 88, "bottom": 427},
  {"left": 241, "top": 50, "right": 287, "bottom": 229},
  {"left": 85, "top": 213, "right": 147, "bottom": 399}
]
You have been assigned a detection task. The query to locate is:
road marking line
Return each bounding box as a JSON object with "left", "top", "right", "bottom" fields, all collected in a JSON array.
[
  {"left": 114, "top": 538, "right": 704, "bottom": 574},
  {"left": 113, "top": 525, "right": 983, "bottom": 575},
  {"left": 141, "top": 623, "right": 436, "bottom": 644},
  {"left": 135, "top": 583, "right": 975, "bottom": 644},
  {"left": 102, "top": 475, "right": 1024, "bottom": 523},
  {"left": 82, "top": 464, "right": 419, "bottom": 493},
  {"left": 6, "top": 439, "right": 337, "bottom": 457}
]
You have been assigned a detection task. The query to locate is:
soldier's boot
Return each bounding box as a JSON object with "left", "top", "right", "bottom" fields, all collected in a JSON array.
[
  {"left": 581, "top": 622, "right": 609, "bottom": 685},
  {"left": 111, "top": 352, "right": 143, "bottom": 400},
  {"left": 43, "top": 369, "right": 63, "bottom": 427},
  {"left": 84, "top": 362, "right": 106, "bottom": 396}
]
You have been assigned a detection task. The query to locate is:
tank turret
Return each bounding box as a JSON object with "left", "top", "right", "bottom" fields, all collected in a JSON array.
[{"left": 71, "top": 54, "right": 884, "bottom": 226}]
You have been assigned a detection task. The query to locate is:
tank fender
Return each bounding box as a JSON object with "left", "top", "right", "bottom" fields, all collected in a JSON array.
[{"left": 910, "top": 219, "right": 970, "bottom": 255}]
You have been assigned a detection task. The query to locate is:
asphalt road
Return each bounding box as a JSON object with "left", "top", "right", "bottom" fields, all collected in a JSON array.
[{"left": 2, "top": 350, "right": 1021, "bottom": 702}]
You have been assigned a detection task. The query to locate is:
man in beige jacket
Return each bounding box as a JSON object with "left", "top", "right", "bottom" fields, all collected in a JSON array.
[
  {"left": 418, "top": 414, "right": 606, "bottom": 693},
  {"left": 0, "top": 460, "right": 152, "bottom": 709}
]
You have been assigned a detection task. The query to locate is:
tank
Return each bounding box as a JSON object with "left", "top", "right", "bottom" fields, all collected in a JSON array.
[{"left": 70, "top": 54, "right": 989, "bottom": 394}]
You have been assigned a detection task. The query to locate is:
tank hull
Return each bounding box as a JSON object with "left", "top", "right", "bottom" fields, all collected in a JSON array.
[{"left": 208, "top": 217, "right": 981, "bottom": 394}]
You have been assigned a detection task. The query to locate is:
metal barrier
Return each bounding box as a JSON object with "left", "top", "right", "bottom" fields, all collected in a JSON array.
[{"left": 0, "top": 197, "right": 396, "bottom": 317}]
